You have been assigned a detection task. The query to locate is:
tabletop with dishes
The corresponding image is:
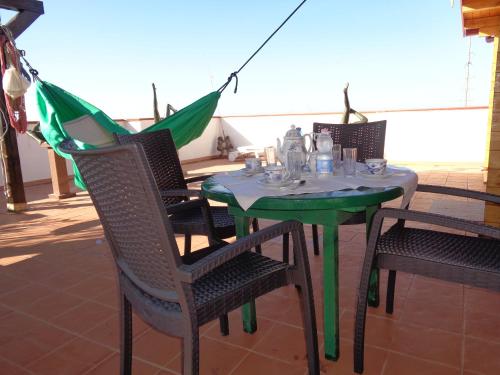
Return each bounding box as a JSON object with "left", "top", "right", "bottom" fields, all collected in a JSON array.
[{"left": 210, "top": 125, "right": 418, "bottom": 211}]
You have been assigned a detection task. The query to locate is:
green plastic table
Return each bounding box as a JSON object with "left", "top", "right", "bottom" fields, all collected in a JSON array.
[{"left": 202, "top": 178, "right": 403, "bottom": 360}]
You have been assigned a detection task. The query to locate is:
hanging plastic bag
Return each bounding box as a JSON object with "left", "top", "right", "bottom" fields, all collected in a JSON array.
[{"left": 3, "top": 64, "right": 30, "bottom": 99}]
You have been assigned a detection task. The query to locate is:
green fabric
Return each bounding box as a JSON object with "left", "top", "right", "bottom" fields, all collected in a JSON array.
[{"left": 35, "top": 80, "right": 220, "bottom": 189}]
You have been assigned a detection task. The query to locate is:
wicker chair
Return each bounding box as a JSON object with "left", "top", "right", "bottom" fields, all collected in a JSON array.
[
  {"left": 61, "top": 142, "right": 320, "bottom": 375},
  {"left": 354, "top": 184, "right": 500, "bottom": 374},
  {"left": 114, "top": 129, "right": 261, "bottom": 255},
  {"left": 308, "top": 121, "right": 387, "bottom": 255}
]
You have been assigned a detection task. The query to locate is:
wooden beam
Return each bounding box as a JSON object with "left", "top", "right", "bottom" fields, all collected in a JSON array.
[
  {"left": 485, "top": 37, "right": 500, "bottom": 227},
  {"left": 462, "top": 0, "right": 500, "bottom": 12},
  {"left": 0, "top": 1, "right": 44, "bottom": 39},
  {"left": 0, "top": 1, "right": 44, "bottom": 211},
  {"left": 464, "top": 14, "right": 500, "bottom": 29}
]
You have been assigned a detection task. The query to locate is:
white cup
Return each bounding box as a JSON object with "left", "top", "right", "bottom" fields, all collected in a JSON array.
[
  {"left": 365, "top": 158, "right": 387, "bottom": 175},
  {"left": 264, "top": 165, "right": 290, "bottom": 184},
  {"left": 245, "top": 157, "right": 262, "bottom": 171}
]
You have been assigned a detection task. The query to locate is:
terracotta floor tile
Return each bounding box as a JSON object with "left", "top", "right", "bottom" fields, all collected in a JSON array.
[
  {"left": 133, "top": 328, "right": 181, "bottom": 367},
  {"left": 389, "top": 323, "right": 463, "bottom": 368},
  {"left": 27, "top": 337, "right": 113, "bottom": 375},
  {"left": 465, "top": 287, "right": 500, "bottom": 314},
  {"left": 89, "top": 287, "right": 119, "bottom": 309},
  {"left": 0, "top": 312, "right": 75, "bottom": 366},
  {"left": 64, "top": 275, "right": 116, "bottom": 300},
  {"left": 383, "top": 353, "right": 460, "bottom": 375},
  {"left": 464, "top": 337, "right": 500, "bottom": 375},
  {"left": 465, "top": 309, "right": 500, "bottom": 343},
  {"left": 51, "top": 301, "right": 115, "bottom": 334},
  {"left": 319, "top": 339, "right": 388, "bottom": 375},
  {"left": 252, "top": 322, "right": 314, "bottom": 366},
  {"left": 231, "top": 352, "right": 306, "bottom": 375},
  {"left": 0, "top": 273, "right": 25, "bottom": 296},
  {"left": 40, "top": 268, "right": 92, "bottom": 291},
  {"left": 400, "top": 277, "right": 464, "bottom": 333},
  {"left": 340, "top": 311, "right": 396, "bottom": 349},
  {"left": 85, "top": 353, "right": 160, "bottom": 375},
  {"left": 0, "top": 357, "right": 32, "bottom": 375},
  {"left": 19, "top": 291, "right": 84, "bottom": 321},
  {"left": 83, "top": 314, "right": 150, "bottom": 349},
  {"left": 204, "top": 309, "right": 274, "bottom": 349},
  {"left": 165, "top": 336, "right": 248, "bottom": 374},
  {"left": 0, "top": 283, "right": 55, "bottom": 308}
]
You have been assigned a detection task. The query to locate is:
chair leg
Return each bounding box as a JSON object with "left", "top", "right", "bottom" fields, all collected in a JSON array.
[
  {"left": 120, "top": 294, "right": 133, "bottom": 375},
  {"left": 311, "top": 224, "right": 319, "bottom": 256},
  {"left": 251, "top": 218, "right": 262, "bottom": 254},
  {"left": 386, "top": 270, "right": 397, "bottom": 314},
  {"left": 282, "top": 232, "right": 290, "bottom": 263},
  {"left": 353, "top": 266, "right": 372, "bottom": 374},
  {"left": 184, "top": 234, "right": 192, "bottom": 256},
  {"left": 182, "top": 327, "right": 200, "bottom": 375},
  {"left": 219, "top": 314, "right": 229, "bottom": 336},
  {"left": 296, "top": 283, "right": 319, "bottom": 374}
]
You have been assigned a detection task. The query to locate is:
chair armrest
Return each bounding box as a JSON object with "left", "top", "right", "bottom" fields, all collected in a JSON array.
[
  {"left": 177, "top": 220, "right": 303, "bottom": 283},
  {"left": 417, "top": 184, "right": 500, "bottom": 204},
  {"left": 165, "top": 198, "right": 209, "bottom": 215},
  {"left": 160, "top": 189, "right": 201, "bottom": 199},
  {"left": 375, "top": 207, "right": 500, "bottom": 240},
  {"left": 185, "top": 174, "right": 213, "bottom": 184}
]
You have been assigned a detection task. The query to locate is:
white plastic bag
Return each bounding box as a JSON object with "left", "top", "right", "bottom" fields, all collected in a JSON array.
[{"left": 2, "top": 65, "right": 30, "bottom": 99}]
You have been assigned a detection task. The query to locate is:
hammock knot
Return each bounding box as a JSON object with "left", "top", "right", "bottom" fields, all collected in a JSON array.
[{"left": 219, "top": 71, "right": 239, "bottom": 94}]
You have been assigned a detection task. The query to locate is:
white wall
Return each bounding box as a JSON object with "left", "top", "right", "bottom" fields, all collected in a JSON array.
[
  {"left": 0, "top": 107, "right": 489, "bottom": 186},
  {"left": 0, "top": 117, "right": 222, "bottom": 185},
  {"left": 220, "top": 107, "right": 489, "bottom": 164}
]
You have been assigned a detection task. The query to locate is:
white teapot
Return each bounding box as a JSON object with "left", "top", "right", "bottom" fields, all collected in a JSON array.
[{"left": 276, "top": 125, "right": 311, "bottom": 169}]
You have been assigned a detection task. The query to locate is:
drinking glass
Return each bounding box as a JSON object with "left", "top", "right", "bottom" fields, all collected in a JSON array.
[
  {"left": 343, "top": 148, "right": 357, "bottom": 177},
  {"left": 332, "top": 144, "right": 342, "bottom": 170},
  {"left": 264, "top": 146, "right": 277, "bottom": 166},
  {"left": 287, "top": 149, "right": 303, "bottom": 180}
]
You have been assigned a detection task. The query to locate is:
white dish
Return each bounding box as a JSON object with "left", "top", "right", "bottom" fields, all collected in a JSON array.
[
  {"left": 358, "top": 170, "right": 394, "bottom": 179},
  {"left": 256, "top": 178, "right": 293, "bottom": 188}
]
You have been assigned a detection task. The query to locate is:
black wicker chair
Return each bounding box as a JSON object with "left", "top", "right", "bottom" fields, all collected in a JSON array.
[
  {"left": 62, "top": 142, "right": 320, "bottom": 375},
  {"left": 353, "top": 184, "right": 500, "bottom": 374},
  {"left": 114, "top": 129, "right": 261, "bottom": 255},
  {"left": 308, "top": 121, "right": 387, "bottom": 255}
]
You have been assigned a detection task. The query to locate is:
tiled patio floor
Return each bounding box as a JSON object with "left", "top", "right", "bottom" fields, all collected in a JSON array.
[{"left": 1, "top": 160, "right": 498, "bottom": 375}]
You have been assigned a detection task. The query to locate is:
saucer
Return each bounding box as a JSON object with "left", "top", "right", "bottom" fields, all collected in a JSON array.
[
  {"left": 241, "top": 167, "right": 264, "bottom": 176},
  {"left": 358, "top": 170, "right": 394, "bottom": 179},
  {"left": 256, "top": 178, "right": 293, "bottom": 188}
]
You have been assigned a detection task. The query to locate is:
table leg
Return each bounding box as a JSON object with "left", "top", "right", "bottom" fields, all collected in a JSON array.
[
  {"left": 234, "top": 216, "right": 257, "bottom": 333},
  {"left": 366, "top": 205, "right": 380, "bottom": 307},
  {"left": 323, "top": 224, "right": 340, "bottom": 361}
]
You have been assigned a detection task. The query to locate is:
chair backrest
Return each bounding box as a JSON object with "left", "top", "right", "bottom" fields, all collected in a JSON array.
[
  {"left": 313, "top": 121, "right": 387, "bottom": 162},
  {"left": 114, "top": 129, "right": 188, "bottom": 205},
  {"left": 63, "top": 141, "right": 183, "bottom": 302}
]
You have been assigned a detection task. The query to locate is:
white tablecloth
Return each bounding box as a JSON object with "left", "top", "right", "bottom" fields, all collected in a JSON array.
[{"left": 211, "top": 164, "right": 418, "bottom": 211}]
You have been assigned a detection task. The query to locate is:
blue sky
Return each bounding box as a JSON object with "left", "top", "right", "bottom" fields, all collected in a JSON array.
[{"left": 2, "top": 0, "right": 494, "bottom": 120}]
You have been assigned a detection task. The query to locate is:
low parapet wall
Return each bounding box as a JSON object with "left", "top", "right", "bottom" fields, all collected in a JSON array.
[{"left": 0, "top": 106, "right": 489, "bottom": 187}]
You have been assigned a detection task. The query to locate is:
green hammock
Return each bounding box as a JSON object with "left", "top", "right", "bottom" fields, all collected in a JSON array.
[{"left": 36, "top": 81, "right": 220, "bottom": 189}]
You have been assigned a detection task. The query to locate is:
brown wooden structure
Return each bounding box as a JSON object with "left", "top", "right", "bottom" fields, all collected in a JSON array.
[
  {"left": 0, "top": 0, "right": 43, "bottom": 211},
  {"left": 461, "top": 0, "right": 500, "bottom": 226}
]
